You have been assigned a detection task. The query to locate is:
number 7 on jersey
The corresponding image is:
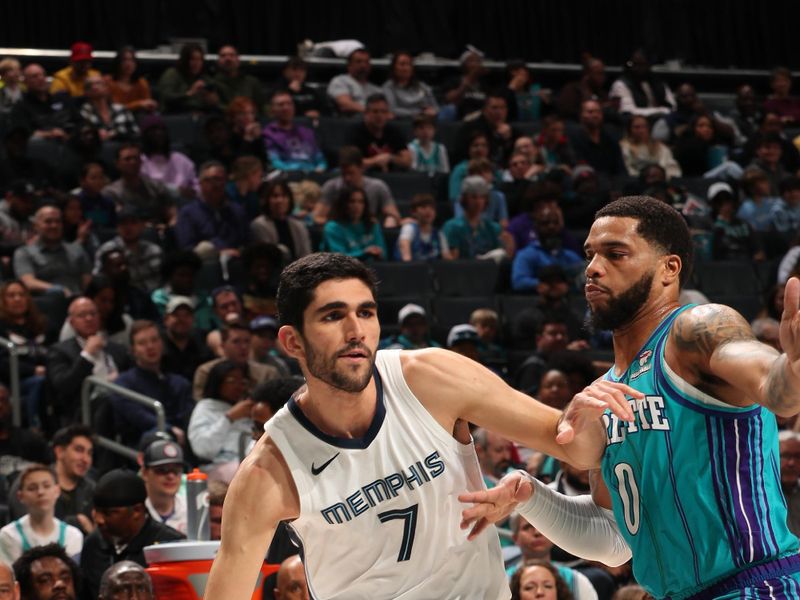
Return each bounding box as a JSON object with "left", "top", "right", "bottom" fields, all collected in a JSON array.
[{"left": 378, "top": 504, "right": 419, "bottom": 562}]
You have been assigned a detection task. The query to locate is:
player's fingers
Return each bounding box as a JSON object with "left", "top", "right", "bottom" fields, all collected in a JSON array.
[
  {"left": 783, "top": 277, "right": 800, "bottom": 322},
  {"left": 467, "top": 517, "right": 491, "bottom": 541},
  {"left": 457, "top": 489, "right": 489, "bottom": 504},
  {"left": 555, "top": 421, "right": 575, "bottom": 445},
  {"left": 593, "top": 383, "right": 634, "bottom": 421},
  {"left": 601, "top": 380, "right": 645, "bottom": 399}
]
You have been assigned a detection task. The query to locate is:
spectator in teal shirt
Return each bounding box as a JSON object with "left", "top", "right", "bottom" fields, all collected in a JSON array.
[
  {"left": 321, "top": 187, "right": 387, "bottom": 261},
  {"left": 443, "top": 176, "right": 515, "bottom": 260}
]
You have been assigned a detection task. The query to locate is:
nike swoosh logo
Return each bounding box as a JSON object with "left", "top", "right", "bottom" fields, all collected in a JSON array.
[{"left": 311, "top": 452, "right": 340, "bottom": 476}]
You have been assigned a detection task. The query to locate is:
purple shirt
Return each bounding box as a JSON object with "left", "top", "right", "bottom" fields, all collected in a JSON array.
[
  {"left": 506, "top": 213, "right": 582, "bottom": 253},
  {"left": 141, "top": 152, "right": 199, "bottom": 195},
  {"left": 263, "top": 122, "right": 327, "bottom": 171}
]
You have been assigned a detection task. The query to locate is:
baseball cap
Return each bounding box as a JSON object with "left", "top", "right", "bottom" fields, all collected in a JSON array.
[
  {"left": 398, "top": 303, "right": 426, "bottom": 325},
  {"left": 143, "top": 439, "right": 184, "bottom": 468},
  {"left": 250, "top": 315, "right": 279, "bottom": 332},
  {"left": 8, "top": 180, "right": 36, "bottom": 198},
  {"left": 166, "top": 295, "right": 195, "bottom": 314},
  {"left": 447, "top": 324, "right": 480, "bottom": 347},
  {"left": 572, "top": 164, "right": 597, "bottom": 181},
  {"left": 707, "top": 181, "right": 734, "bottom": 202},
  {"left": 71, "top": 41, "right": 93, "bottom": 62},
  {"left": 93, "top": 469, "right": 147, "bottom": 508}
]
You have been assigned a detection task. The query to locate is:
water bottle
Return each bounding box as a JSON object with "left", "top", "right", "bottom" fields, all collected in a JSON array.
[{"left": 186, "top": 468, "right": 210, "bottom": 541}]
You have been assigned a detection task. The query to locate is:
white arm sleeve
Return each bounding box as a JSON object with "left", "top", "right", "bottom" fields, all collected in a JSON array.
[{"left": 516, "top": 472, "right": 633, "bottom": 567}]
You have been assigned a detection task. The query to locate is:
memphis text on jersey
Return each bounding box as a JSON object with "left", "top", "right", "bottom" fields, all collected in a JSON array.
[
  {"left": 321, "top": 451, "right": 445, "bottom": 524},
  {"left": 603, "top": 396, "right": 672, "bottom": 445}
]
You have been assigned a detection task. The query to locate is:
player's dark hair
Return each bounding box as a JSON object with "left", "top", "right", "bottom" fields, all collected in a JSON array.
[
  {"left": 595, "top": 196, "right": 693, "bottom": 287},
  {"left": 277, "top": 253, "right": 378, "bottom": 333}
]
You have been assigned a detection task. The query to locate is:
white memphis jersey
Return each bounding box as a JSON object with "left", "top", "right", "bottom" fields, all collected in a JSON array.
[{"left": 265, "top": 349, "right": 510, "bottom": 600}]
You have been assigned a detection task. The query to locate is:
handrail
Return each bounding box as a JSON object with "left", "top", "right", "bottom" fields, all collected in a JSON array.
[
  {"left": 81, "top": 375, "right": 167, "bottom": 461},
  {"left": 0, "top": 336, "right": 22, "bottom": 427},
  {"left": 0, "top": 46, "right": 780, "bottom": 78}
]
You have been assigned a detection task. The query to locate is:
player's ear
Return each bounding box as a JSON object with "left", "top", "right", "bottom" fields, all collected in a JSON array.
[
  {"left": 278, "top": 325, "right": 305, "bottom": 360},
  {"left": 662, "top": 254, "right": 681, "bottom": 286}
]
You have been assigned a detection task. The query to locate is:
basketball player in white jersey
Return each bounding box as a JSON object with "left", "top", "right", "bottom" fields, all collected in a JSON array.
[{"left": 205, "top": 253, "right": 637, "bottom": 600}]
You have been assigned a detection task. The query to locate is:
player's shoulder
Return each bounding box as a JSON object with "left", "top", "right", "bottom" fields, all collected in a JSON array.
[
  {"left": 229, "top": 435, "right": 299, "bottom": 520},
  {"left": 398, "top": 347, "right": 467, "bottom": 379},
  {"left": 670, "top": 303, "right": 754, "bottom": 355}
]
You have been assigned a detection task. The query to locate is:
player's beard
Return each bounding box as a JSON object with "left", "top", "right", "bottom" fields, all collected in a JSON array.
[
  {"left": 587, "top": 269, "right": 655, "bottom": 333},
  {"left": 303, "top": 340, "right": 375, "bottom": 393}
]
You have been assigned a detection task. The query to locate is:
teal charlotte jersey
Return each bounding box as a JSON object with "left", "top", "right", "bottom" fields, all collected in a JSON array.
[{"left": 600, "top": 305, "right": 800, "bottom": 599}]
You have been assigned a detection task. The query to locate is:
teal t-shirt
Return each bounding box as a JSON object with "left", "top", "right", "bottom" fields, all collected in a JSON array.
[{"left": 442, "top": 216, "right": 501, "bottom": 258}]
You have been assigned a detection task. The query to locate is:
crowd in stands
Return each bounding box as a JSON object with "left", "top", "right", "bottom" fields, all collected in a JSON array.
[{"left": 2, "top": 37, "right": 800, "bottom": 599}]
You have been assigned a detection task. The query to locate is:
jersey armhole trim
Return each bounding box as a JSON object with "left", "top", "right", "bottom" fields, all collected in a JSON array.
[
  {"left": 378, "top": 349, "right": 477, "bottom": 457},
  {"left": 657, "top": 340, "right": 761, "bottom": 418}
]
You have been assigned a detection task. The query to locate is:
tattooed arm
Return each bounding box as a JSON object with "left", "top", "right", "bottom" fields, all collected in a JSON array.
[{"left": 669, "top": 278, "right": 800, "bottom": 416}]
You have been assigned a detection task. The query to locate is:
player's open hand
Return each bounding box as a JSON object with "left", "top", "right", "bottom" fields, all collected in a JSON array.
[
  {"left": 458, "top": 470, "right": 533, "bottom": 541},
  {"left": 556, "top": 381, "right": 644, "bottom": 445},
  {"left": 781, "top": 277, "right": 800, "bottom": 366}
]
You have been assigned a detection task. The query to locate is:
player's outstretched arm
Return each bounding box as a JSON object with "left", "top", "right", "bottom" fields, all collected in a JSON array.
[
  {"left": 458, "top": 470, "right": 632, "bottom": 566},
  {"left": 402, "top": 348, "right": 641, "bottom": 470},
  {"left": 204, "top": 437, "right": 299, "bottom": 600},
  {"left": 669, "top": 278, "right": 800, "bottom": 416}
]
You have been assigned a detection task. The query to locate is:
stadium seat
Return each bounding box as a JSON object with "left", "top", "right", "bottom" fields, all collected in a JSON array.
[
  {"left": 693, "top": 260, "right": 761, "bottom": 297},
  {"left": 673, "top": 177, "right": 722, "bottom": 199},
  {"left": 26, "top": 139, "right": 63, "bottom": 171},
  {"left": 162, "top": 114, "right": 204, "bottom": 148},
  {"left": 370, "top": 262, "right": 433, "bottom": 298},
  {"left": 317, "top": 116, "right": 360, "bottom": 163},
  {"left": 373, "top": 172, "right": 434, "bottom": 202},
  {"left": 435, "top": 121, "right": 461, "bottom": 157},
  {"left": 498, "top": 294, "right": 537, "bottom": 339},
  {"left": 195, "top": 260, "right": 225, "bottom": 294},
  {"left": 431, "top": 295, "right": 497, "bottom": 342},
  {"left": 432, "top": 259, "right": 500, "bottom": 296},
  {"left": 32, "top": 293, "right": 69, "bottom": 341}
]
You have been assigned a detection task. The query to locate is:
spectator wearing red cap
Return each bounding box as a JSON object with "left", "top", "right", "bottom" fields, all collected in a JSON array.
[{"left": 50, "top": 42, "right": 101, "bottom": 98}]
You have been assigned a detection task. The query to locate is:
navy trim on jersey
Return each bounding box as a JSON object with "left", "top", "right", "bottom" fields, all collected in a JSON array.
[{"left": 287, "top": 368, "right": 386, "bottom": 449}]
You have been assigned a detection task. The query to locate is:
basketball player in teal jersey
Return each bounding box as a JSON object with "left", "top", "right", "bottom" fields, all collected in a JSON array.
[{"left": 461, "top": 196, "right": 800, "bottom": 599}]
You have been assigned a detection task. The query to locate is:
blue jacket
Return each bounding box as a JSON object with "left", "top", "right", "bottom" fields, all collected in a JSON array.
[
  {"left": 111, "top": 366, "right": 194, "bottom": 445},
  {"left": 511, "top": 241, "right": 583, "bottom": 292}
]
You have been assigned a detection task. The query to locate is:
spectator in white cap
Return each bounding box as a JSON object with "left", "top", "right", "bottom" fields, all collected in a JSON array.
[
  {"left": 442, "top": 176, "right": 515, "bottom": 261},
  {"left": 709, "top": 180, "right": 763, "bottom": 261},
  {"left": 441, "top": 46, "right": 489, "bottom": 121},
  {"left": 140, "top": 439, "right": 187, "bottom": 534},
  {"left": 160, "top": 295, "right": 214, "bottom": 383},
  {"left": 446, "top": 324, "right": 481, "bottom": 362},
  {"left": 379, "top": 303, "right": 439, "bottom": 351}
]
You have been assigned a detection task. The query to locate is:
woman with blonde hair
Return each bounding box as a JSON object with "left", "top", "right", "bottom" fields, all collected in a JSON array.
[{"left": 620, "top": 114, "right": 681, "bottom": 178}]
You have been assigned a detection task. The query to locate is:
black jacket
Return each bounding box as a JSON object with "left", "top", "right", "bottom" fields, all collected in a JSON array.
[
  {"left": 45, "top": 337, "right": 131, "bottom": 424},
  {"left": 81, "top": 515, "right": 185, "bottom": 599}
]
